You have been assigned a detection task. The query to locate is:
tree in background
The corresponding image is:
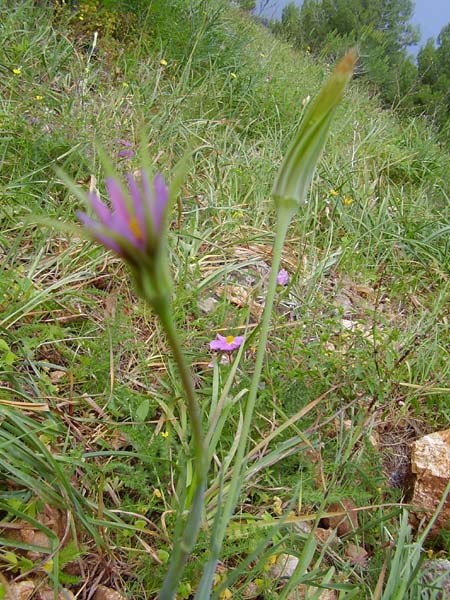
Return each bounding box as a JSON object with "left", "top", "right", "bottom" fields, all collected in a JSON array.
[
  {"left": 416, "top": 25, "right": 450, "bottom": 131},
  {"left": 272, "top": 0, "right": 419, "bottom": 106},
  {"left": 234, "top": 0, "right": 257, "bottom": 10},
  {"left": 271, "top": 0, "right": 450, "bottom": 138},
  {"left": 271, "top": 2, "right": 303, "bottom": 44},
  {"left": 275, "top": 0, "right": 419, "bottom": 54}
]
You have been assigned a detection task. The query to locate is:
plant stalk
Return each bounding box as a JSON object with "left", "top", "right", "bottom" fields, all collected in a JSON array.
[
  {"left": 195, "top": 204, "right": 294, "bottom": 599},
  {"left": 156, "top": 301, "right": 207, "bottom": 600}
]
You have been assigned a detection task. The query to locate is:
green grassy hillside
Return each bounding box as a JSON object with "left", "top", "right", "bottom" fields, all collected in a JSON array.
[{"left": 1, "top": 1, "right": 449, "bottom": 598}]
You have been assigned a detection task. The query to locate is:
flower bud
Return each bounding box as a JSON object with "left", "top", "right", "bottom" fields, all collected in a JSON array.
[{"left": 272, "top": 49, "right": 357, "bottom": 210}]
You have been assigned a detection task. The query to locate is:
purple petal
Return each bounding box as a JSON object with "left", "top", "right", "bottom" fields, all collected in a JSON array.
[
  {"left": 117, "top": 149, "right": 135, "bottom": 159},
  {"left": 141, "top": 171, "right": 169, "bottom": 234},
  {"left": 108, "top": 212, "right": 144, "bottom": 249},
  {"left": 152, "top": 173, "right": 169, "bottom": 233},
  {"left": 105, "top": 177, "right": 130, "bottom": 221},
  {"left": 210, "top": 340, "right": 226, "bottom": 351},
  {"left": 115, "top": 139, "right": 133, "bottom": 147},
  {"left": 209, "top": 334, "right": 244, "bottom": 351},
  {"left": 123, "top": 174, "right": 146, "bottom": 248},
  {"left": 127, "top": 174, "right": 146, "bottom": 233},
  {"left": 209, "top": 334, "right": 227, "bottom": 351},
  {"left": 77, "top": 211, "right": 123, "bottom": 254},
  {"left": 276, "top": 269, "right": 289, "bottom": 286},
  {"left": 231, "top": 336, "right": 245, "bottom": 349},
  {"left": 141, "top": 170, "right": 153, "bottom": 220},
  {"left": 88, "top": 191, "right": 112, "bottom": 224}
]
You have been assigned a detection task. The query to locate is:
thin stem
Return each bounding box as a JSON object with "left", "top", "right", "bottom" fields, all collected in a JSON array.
[
  {"left": 156, "top": 301, "right": 207, "bottom": 600},
  {"left": 195, "top": 204, "right": 294, "bottom": 599}
]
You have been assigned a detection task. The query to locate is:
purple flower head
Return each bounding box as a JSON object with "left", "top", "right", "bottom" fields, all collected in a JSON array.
[
  {"left": 77, "top": 171, "right": 169, "bottom": 262},
  {"left": 210, "top": 334, "right": 245, "bottom": 352},
  {"left": 276, "top": 268, "right": 289, "bottom": 286},
  {"left": 115, "top": 139, "right": 135, "bottom": 160},
  {"left": 117, "top": 149, "right": 135, "bottom": 159}
]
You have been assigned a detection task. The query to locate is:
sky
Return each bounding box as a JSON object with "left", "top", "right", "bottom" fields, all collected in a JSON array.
[
  {"left": 412, "top": 0, "right": 450, "bottom": 46},
  {"left": 256, "top": 0, "right": 450, "bottom": 50}
]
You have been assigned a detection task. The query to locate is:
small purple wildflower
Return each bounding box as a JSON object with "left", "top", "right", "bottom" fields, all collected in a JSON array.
[
  {"left": 77, "top": 171, "right": 169, "bottom": 260},
  {"left": 276, "top": 268, "right": 289, "bottom": 286},
  {"left": 115, "top": 139, "right": 135, "bottom": 160},
  {"left": 210, "top": 334, "right": 244, "bottom": 352},
  {"left": 117, "top": 149, "right": 135, "bottom": 159}
]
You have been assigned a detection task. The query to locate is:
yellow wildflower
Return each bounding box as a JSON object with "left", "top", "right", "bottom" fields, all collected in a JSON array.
[
  {"left": 230, "top": 72, "right": 237, "bottom": 79},
  {"left": 35, "top": 95, "right": 43, "bottom": 101},
  {"left": 160, "top": 58, "right": 168, "bottom": 66},
  {"left": 153, "top": 488, "right": 162, "bottom": 498},
  {"left": 329, "top": 189, "right": 339, "bottom": 197},
  {"left": 161, "top": 430, "right": 169, "bottom": 438},
  {"left": 42, "top": 560, "right": 53, "bottom": 573},
  {"left": 343, "top": 196, "right": 353, "bottom": 206},
  {"left": 12, "top": 68, "right": 22, "bottom": 75},
  {"left": 263, "top": 554, "right": 277, "bottom": 571},
  {"left": 219, "top": 589, "right": 232, "bottom": 600}
]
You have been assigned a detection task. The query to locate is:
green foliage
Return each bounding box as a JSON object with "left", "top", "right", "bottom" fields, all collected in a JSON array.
[
  {"left": 274, "top": 0, "right": 418, "bottom": 57},
  {"left": 271, "top": 1, "right": 450, "bottom": 136},
  {"left": 236, "top": 0, "right": 256, "bottom": 10},
  {"left": 416, "top": 27, "right": 450, "bottom": 132},
  {"left": 131, "top": 0, "right": 245, "bottom": 75}
]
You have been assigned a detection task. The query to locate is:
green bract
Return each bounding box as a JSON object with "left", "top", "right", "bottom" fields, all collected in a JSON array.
[{"left": 272, "top": 49, "right": 357, "bottom": 210}]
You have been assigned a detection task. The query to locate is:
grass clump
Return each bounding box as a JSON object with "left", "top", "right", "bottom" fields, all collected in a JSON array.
[{"left": 0, "top": 1, "right": 449, "bottom": 598}]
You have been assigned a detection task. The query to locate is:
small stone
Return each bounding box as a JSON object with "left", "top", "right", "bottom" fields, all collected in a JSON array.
[
  {"left": 420, "top": 559, "right": 450, "bottom": 598},
  {"left": 269, "top": 553, "right": 299, "bottom": 578},
  {"left": 291, "top": 585, "right": 337, "bottom": 600},
  {"left": 93, "top": 586, "right": 127, "bottom": 600},
  {"left": 198, "top": 297, "right": 218, "bottom": 314},
  {"left": 5, "top": 581, "right": 35, "bottom": 600},
  {"left": 293, "top": 519, "right": 312, "bottom": 536},
  {"left": 410, "top": 429, "right": 450, "bottom": 535}
]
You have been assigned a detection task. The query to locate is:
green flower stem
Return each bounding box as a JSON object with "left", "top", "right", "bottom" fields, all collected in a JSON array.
[
  {"left": 155, "top": 300, "right": 207, "bottom": 600},
  {"left": 195, "top": 203, "right": 295, "bottom": 599}
]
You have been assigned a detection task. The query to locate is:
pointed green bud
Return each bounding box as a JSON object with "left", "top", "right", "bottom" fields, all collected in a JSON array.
[{"left": 272, "top": 49, "right": 357, "bottom": 211}]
